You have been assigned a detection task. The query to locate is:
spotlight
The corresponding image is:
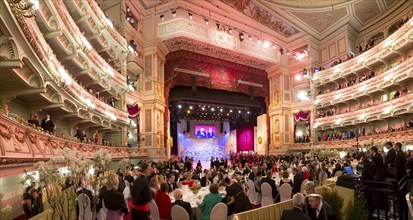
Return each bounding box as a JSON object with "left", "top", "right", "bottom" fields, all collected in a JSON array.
[
  {"left": 229, "top": 28, "right": 232, "bottom": 34},
  {"left": 178, "top": 105, "right": 182, "bottom": 109},
  {"left": 172, "top": 10, "right": 176, "bottom": 17},
  {"left": 188, "top": 13, "right": 192, "bottom": 19},
  {"left": 287, "top": 50, "right": 290, "bottom": 56},
  {"left": 248, "top": 35, "right": 252, "bottom": 40},
  {"left": 258, "top": 39, "right": 262, "bottom": 44},
  {"left": 205, "top": 19, "right": 209, "bottom": 25},
  {"left": 230, "top": 109, "right": 233, "bottom": 113},
  {"left": 160, "top": 15, "right": 164, "bottom": 21},
  {"left": 238, "top": 110, "right": 241, "bottom": 113},
  {"left": 189, "top": 106, "right": 193, "bottom": 109},
  {"left": 239, "top": 33, "right": 244, "bottom": 41},
  {"left": 273, "top": 44, "right": 276, "bottom": 49},
  {"left": 127, "top": 7, "right": 130, "bottom": 12}
]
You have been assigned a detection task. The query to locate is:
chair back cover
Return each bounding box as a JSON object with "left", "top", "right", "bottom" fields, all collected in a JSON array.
[
  {"left": 279, "top": 184, "right": 292, "bottom": 202},
  {"left": 78, "top": 193, "right": 92, "bottom": 220},
  {"left": 260, "top": 182, "right": 274, "bottom": 207},
  {"left": 210, "top": 202, "right": 228, "bottom": 220},
  {"left": 149, "top": 199, "right": 160, "bottom": 220},
  {"left": 171, "top": 205, "right": 189, "bottom": 220}
]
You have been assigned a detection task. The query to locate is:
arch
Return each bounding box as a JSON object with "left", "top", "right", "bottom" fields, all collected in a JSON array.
[
  {"left": 79, "top": 109, "right": 87, "bottom": 118},
  {"left": 63, "top": 100, "right": 78, "bottom": 113},
  {"left": 91, "top": 115, "right": 102, "bottom": 124},
  {"left": 28, "top": 74, "right": 45, "bottom": 88},
  {"left": 393, "top": 109, "right": 407, "bottom": 115}
]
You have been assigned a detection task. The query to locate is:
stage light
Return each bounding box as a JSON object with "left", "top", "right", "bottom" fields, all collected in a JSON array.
[
  {"left": 229, "top": 28, "right": 232, "bottom": 34},
  {"left": 287, "top": 50, "right": 290, "bottom": 56},
  {"left": 211, "top": 108, "right": 215, "bottom": 111},
  {"left": 263, "top": 41, "right": 270, "bottom": 48},
  {"left": 160, "top": 15, "right": 164, "bottom": 21},
  {"left": 178, "top": 105, "right": 182, "bottom": 108},
  {"left": 172, "top": 10, "right": 176, "bottom": 17},
  {"left": 189, "top": 106, "right": 193, "bottom": 109},
  {"left": 187, "top": 110, "right": 191, "bottom": 114},
  {"left": 202, "top": 107, "right": 205, "bottom": 110},
  {"left": 257, "top": 39, "right": 262, "bottom": 44},
  {"left": 248, "top": 35, "right": 252, "bottom": 41},
  {"left": 239, "top": 33, "right": 244, "bottom": 41},
  {"left": 205, "top": 19, "right": 209, "bottom": 25},
  {"left": 247, "top": 111, "right": 250, "bottom": 114},
  {"left": 188, "top": 13, "right": 192, "bottom": 19},
  {"left": 273, "top": 44, "right": 276, "bottom": 49},
  {"left": 220, "top": 109, "right": 223, "bottom": 112},
  {"left": 230, "top": 110, "right": 233, "bottom": 113},
  {"left": 238, "top": 110, "right": 241, "bottom": 113}
]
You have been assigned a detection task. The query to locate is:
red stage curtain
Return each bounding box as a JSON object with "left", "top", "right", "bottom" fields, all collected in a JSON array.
[{"left": 236, "top": 126, "right": 254, "bottom": 152}]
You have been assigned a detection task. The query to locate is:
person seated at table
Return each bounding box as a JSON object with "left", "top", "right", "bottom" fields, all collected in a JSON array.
[
  {"left": 201, "top": 170, "right": 213, "bottom": 187},
  {"left": 215, "top": 173, "right": 226, "bottom": 187},
  {"left": 167, "top": 173, "right": 178, "bottom": 193},
  {"left": 103, "top": 173, "right": 129, "bottom": 219},
  {"left": 224, "top": 177, "right": 251, "bottom": 216},
  {"left": 149, "top": 176, "right": 159, "bottom": 198},
  {"left": 154, "top": 183, "right": 172, "bottom": 220},
  {"left": 279, "top": 170, "right": 293, "bottom": 187},
  {"left": 172, "top": 189, "right": 193, "bottom": 219},
  {"left": 261, "top": 170, "right": 278, "bottom": 199},
  {"left": 182, "top": 172, "right": 195, "bottom": 187},
  {"left": 280, "top": 193, "right": 310, "bottom": 220},
  {"left": 197, "top": 183, "right": 222, "bottom": 220}
]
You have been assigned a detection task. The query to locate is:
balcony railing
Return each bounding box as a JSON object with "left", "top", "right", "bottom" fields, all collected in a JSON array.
[
  {"left": 314, "top": 57, "right": 413, "bottom": 107},
  {"left": 12, "top": 9, "right": 129, "bottom": 124},
  {"left": 314, "top": 93, "right": 413, "bottom": 128},
  {"left": 313, "top": 17, "right": 413, "bottom": 85},
  {"left": 0, "top": 113, "right": 147, "bottom": 166}
]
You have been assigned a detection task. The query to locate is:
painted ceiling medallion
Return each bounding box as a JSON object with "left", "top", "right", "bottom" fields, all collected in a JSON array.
[{"left": 221, "top": 0, "right": 299, "bottom": 37}]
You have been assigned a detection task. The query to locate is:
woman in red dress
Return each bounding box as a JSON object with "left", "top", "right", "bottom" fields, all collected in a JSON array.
[
  {"left": 94, "top": 130, "right": 99, "bottom": 144},
  {"left": 182, "top": 172, "right": 195, "bottom": 187}
]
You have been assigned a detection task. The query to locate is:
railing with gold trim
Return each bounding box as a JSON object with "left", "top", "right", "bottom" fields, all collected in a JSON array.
[
  {"left": 0, "top": 113, "right": 147, "bottom": 166},
  {"left": 314, "top": 56, "right": 413, "bottom": 107},
  {"left": 314, "top": 92, "right": 413, "bottom": 128},
  {"left": 313, "top": 17, "right": 413, "bottom": 85},
  {"left": 8, "top": 4, "right": 129, "bottom": 124}
]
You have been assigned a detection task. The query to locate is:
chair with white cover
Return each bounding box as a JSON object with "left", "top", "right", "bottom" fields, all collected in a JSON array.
[
  {"left": 318, "top": 171, "right": 328, "bottom": 186},
  {"left": 78, "top": 193, "right": 92, "bottom": 220},
  {"left": 171, "top": 205, "right": 189, "bottom": 220},
  {"left": 210, "top": 202, "right": 228, "bottom": 220},
  {"left": 300, "top": 179, "right": 308, "bottom": 194},
  {"left": 279, "top": 183, "right": 292, "bottom": 202},
  {"left": 260, "top": 182, "right": 274, "bottom": 207},
  {"left": 407, "top": 193, "right": 413, "bottom": 218},
  {"left": 247, "top": 180, "right": 261, "bottom": 205},
  {"left": 96, "top": 199, "right": 108, "bottom": 220},
  {"left": 334, "top": 171, "right": 343, "bottom": 177},
  {"left": 149, "top": 199, "right": 160, "bottom": 220}
]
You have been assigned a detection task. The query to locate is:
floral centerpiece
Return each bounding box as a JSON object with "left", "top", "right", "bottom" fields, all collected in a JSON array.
[{"left": 189, "top": 182, "right": 202, "bottom": 195}]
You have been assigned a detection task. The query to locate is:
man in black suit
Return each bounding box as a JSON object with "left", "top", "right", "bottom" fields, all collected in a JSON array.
[
  {"left": 281, "top": 193, "right": 310, "bottom": 220},
  {"left": 41, "top": 114, "right": 55, "bottom": 133},
  {"left": 196, "top": 127, "right": 206, "bottom": 138},
  {"left": 117, "top": 173, "right": 126, "bottom": 193},
  {"left": 371, "top": 146, "right": 385, "bottom": 181},
  {"left": 200, "top": 170, "right": 213, "bottom": 187},
  {"left": 260, "top": 170, "right": 278, "bottom": 199},
  {"left": 293, "top": 167, "right": 305, "bottom": 194},
  {"left": 167, "top": 173, "right": 178, "bottom": 192},
  {"left": 206, "top": 128, "right": 215, "bottom": 138},
  {"left": 391, "top": 142, "right": 407, "bottom": 181},
  {"left": 248, "top": 166, "right": 258, "bottom": 181},
  {"left": 384, "top": 141, "right": 396, "bottom": 168},
  {"left": 307, "top": 194, "right": 336, "bottom": 220},
  {"left": 172, "top": 189, "right": 193, "bottom": 219}
]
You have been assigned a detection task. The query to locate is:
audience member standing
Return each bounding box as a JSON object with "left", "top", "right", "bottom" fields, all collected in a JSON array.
[
  {"left": 293, "top": 168, "right": 305, "bottom": 194},
  {"left": 391, "top": 142, "right": 406, "bottom": 181},
  {"left": 103, "top": 173, "right": 129, "bottom": 219},
  {"left": 371, "top": 146, "right": 385, "bottom": 181},
  {"left": 41, "top": 114, "right": 55, "bottom": 133},
  {"left": 154, "top": 183, "right": 172, "bottom": 220},
  {"left": 384, "top": 142, "right": 396, "bottom": 168},
  {"left": 94, "top": 130, "right": 99, "bottom": 144},
  {"left": 224, "top": 177, "right": 251, "bottom": 216},
  {"left": 307, "top": 194, "right": 336, "bottom": 220},
  {"left": 131, "top": 163, "right": 152, "bottom": 220}
]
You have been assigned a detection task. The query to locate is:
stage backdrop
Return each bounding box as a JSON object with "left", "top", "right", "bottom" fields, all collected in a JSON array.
[{"left": 236, "top": 126, "right": 254, "bottom": 152}]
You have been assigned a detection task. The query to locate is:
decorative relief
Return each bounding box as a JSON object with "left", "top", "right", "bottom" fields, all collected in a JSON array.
[
  {"left": 0, "top": 41, "right": 15, "bottom": 59},
  {"left": 158, "top": 19, "right": 208, "bottom": 39},
  {"left": 240, "top": 40, "right": 278, "bottom": 62},
  {"left": 221, "top": 0, "right": 299, "bottom": 37},
  {"left": 212, "top": 30, "right": 235, "bottom": 50}
]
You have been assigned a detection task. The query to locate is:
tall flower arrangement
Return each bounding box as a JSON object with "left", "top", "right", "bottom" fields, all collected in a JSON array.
[{"left": 118, "top": 158, "right": 130, "bottom": 173}]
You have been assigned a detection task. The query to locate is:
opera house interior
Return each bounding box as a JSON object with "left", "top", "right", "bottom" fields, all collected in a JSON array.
[{"left": 0, "top": 0, "right": 412, "bottom": 219}]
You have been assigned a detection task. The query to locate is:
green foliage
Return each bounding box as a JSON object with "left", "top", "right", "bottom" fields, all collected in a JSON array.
[
  {"left": 345, "top": 197, "right": 369, "bottom": 220},
  {"left": 321, "top": 189, "right": 344, "bottom": 217}
]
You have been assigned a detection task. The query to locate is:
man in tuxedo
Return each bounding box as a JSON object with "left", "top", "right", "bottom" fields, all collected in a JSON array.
[
  {"left": 207, "top": 128, "right": 215, "bottom": 138},
  {"left": 41, "top": 114, "right": 55, "bottom": 133},
  {"left": 260, "top": 170, "right": 278, "bottom": 199},
  {"left": 293, "top": 167, "right": 305, "bottom": 194},
  {"left": 172, "top": 189, "right": 193, "bottom": 219},
  {"left": 391, "top": 142, "right": 407, "bottom": 181},
  {"left": 248, "top": 166, "right": 258, "bottom": 181},
  {"left": 167, "top": 173, "right": 178, "bottom": 192},
  {"left": 281, "top": 193, "right": 310, "bottom": 220},
  {"left": 307, "top": 194, "right": 336, "bottom": 220},
  {"left": 196, "top": 127, "right": 206, "bottom": 138},
  {"left": 371, "top": 146, "right": 385, "bottom": 181},
  {"left": 117, "top": 173, "right": 126, "bottom": 193},
  {"left": 200, "top": 170, "right": 213, "bottom": 187},
  {"left": 384, "top": 141, "right": 396, "bottom": 168}
]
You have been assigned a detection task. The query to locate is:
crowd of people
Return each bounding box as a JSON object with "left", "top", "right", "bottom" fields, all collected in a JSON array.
[
  {"left": 318, "top": 120, "right": 413, "bottom": 142},
  {"left": 77, "top": 81, "right": 116, "bottom": 108},
  {"left": 316, "top": 108, "right": 336, "bottom": 118},
  {"left": 330, "top": 53, "right": 355, "bottom": 68},
  {"left": 22, "top": 141, "right": 413, "bottom": 220}
]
